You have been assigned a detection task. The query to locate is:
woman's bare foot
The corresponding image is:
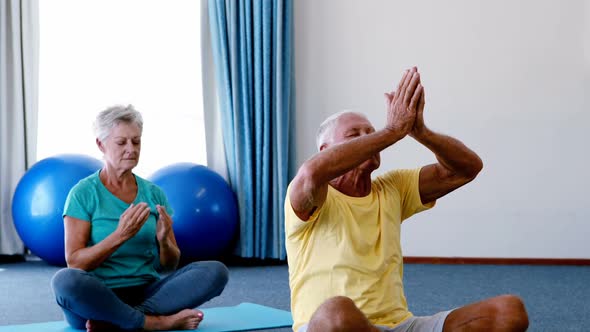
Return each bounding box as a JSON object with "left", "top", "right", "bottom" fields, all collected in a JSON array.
[
  {"left": 144, "top": 309, "right": 204, "bottom": 331},
  {"left": 85, "top": 319, "right": 120, "bottom": 332}
]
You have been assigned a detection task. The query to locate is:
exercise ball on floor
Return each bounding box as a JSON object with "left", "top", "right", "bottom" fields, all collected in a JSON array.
[
  {"left": 12, "top": 154, "right": 103, "bottom": 266},
  {"left": 149, "top": 163, "right": 238, "bottom": 261}
]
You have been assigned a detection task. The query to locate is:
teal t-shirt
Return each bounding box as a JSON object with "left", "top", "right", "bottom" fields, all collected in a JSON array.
[{"left": 63, "top": 170, "right": 173, "bottom": 288}]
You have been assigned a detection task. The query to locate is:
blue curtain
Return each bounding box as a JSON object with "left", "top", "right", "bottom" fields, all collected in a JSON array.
[{"left": 208, "top": 0, "right": 293, "bottom": 260}]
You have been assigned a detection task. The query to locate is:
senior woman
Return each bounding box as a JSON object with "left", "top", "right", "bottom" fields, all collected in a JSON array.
[{"left": 51, "top": 105, "right": 228, "bottom": 332}]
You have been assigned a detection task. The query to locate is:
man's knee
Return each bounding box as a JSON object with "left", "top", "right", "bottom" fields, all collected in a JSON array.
[
  {"left": 491, "top": 294, "right": 529, "bottom": 331},
  {"left": 308, "top": 296, "right": 375, "bottom": 332},
  {"left": 316, "top": 296, "right": 357, "bottom": 316},
  {"left": 445, "top": 294, "right": 529, "bottom": 332}
]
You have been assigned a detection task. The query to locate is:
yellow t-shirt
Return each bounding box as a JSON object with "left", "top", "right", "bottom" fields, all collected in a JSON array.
[{"left": 285, "top": 168, "right": 435, "bottom": 331}]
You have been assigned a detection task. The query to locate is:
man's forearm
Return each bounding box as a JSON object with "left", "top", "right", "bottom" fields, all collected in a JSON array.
[
  {"left": 306, "top": 128, "right": 404, "bottom": 183},
  {"left": 413, "top": 127, "right": 483, "bottom": 177}
]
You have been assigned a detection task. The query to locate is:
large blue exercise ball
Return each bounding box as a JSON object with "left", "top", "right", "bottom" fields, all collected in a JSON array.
[
  {"left": 12, "top": 154, "right": 103, "bottom": 266},
  {"left": 149, "top": 163, "right": 238, "bottom": 261}
]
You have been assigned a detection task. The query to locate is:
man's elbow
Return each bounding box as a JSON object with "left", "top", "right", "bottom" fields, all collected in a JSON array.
[
  {"left": 297, "top": 159, "right": 325, "bottom": 189},
  {"left": 466, "top": 155, "right": 483, "bottom": 180}
]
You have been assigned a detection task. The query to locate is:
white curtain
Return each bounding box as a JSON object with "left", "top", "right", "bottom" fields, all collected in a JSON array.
[{"left": 0, "top": 0, "right": 39, "bottom": 256}]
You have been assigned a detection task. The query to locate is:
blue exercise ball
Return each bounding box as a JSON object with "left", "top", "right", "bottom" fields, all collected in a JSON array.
[
  {"left": 149, "top": 163, "right": 238, "bottom": 261},
  {"left": 12, "top": 154, "right": 103, "bottom": 266}
]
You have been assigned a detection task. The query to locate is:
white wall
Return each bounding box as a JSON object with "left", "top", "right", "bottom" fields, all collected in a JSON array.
[{"left": 295, "top": 0, "right": 589, "bottom": 258}]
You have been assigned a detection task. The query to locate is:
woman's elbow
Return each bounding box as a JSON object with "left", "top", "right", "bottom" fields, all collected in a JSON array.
[{"left": 65, "top": 257, "right": 88, "bottom": 271}]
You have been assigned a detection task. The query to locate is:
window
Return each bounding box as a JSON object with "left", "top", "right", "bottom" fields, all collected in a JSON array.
[{"left": 38, "top": 0, "right": 205, "bottom": 177}]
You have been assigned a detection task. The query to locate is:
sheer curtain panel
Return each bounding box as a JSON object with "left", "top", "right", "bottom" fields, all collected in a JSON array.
[{"left": 0, "top": 0, "right": 39, "bottom": 256}]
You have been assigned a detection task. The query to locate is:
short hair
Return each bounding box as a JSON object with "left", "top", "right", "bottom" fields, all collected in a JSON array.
[
  {"left": 316, "top": 110, "right": 367, "bottom": 150},
  {"left": 93, "top": 104, "right": 143, "bottom": 142}
]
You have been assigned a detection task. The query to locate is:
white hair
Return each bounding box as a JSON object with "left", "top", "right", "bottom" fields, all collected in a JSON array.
[
  {"left": 93, "top": 104, "right": 143, "bottom": 142},
  {"left": 316, "top": 110, "right": 367, "bottom": 150}
]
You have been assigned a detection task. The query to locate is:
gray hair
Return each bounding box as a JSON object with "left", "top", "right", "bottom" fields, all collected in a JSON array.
[
  {"left": 94, "top": 104, "right": 143, "bottom": 142},
  {"left": 316, "top": 110, "right": 366, "bottom": 150}
]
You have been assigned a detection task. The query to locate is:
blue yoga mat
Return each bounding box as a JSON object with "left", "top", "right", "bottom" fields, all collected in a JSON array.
[{"left": 0, "top": 302, "right": 293, "bottom": 332}]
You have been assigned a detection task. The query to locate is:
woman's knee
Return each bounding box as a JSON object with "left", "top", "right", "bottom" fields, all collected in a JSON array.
[
  {"left": 215, "top": 261, "right": 230, "bottom": 281},
  {"left": 51, "top": 268, "right": 87, "bottom": 294},
  {"left": 187, "top": 261, "right": 229, "bottom": 289},
  {"left": 208, "top": 261, "right": 229, "bottom": 283}
]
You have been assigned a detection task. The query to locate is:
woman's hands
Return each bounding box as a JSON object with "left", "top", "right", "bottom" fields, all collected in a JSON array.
[
  {"left": 156, "top": 204, "right": 181, "bottom": 269},
  {"left": 116, "top": 202, "right": 151, "bottom": 241},
  {"left": 156, "top": 205, "right": 174, "bottom": 243}
]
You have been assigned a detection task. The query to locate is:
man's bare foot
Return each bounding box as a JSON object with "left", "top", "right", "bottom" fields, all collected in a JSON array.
[
  {"left": 85, "top": 319, "right": 120, "bottom": 332},
  {"left": 144, "top": 309, "right": 204, "bottom": 331}
]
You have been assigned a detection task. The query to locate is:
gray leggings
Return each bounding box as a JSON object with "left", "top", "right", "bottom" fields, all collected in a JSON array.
[{"left": 51, "top": 261, "right": 229, "bottom": 330}]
